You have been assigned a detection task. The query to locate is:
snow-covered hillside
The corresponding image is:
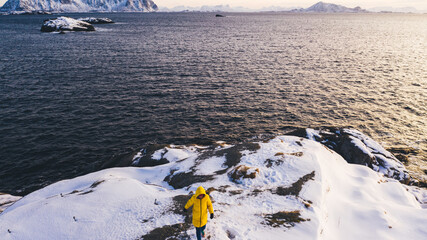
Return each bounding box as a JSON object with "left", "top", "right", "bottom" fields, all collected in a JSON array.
[
  {"left": 0, "top": 0, "right": 158, "bottom": 12},
  {"left": 0, "top": 135, "right": 425, "bottom": 240},
  {"left": 295, "top": 1, "right": 367, "bottom": 13}
]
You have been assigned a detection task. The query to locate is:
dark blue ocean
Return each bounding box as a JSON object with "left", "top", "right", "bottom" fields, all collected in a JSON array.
[{"left": 0, "top": 12, "right": 426, "bottom": 195}]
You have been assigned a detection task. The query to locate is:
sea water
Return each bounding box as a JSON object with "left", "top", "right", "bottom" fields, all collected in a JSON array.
[{"left": 0, "top": 12, "right": 425, "bottom": 195}]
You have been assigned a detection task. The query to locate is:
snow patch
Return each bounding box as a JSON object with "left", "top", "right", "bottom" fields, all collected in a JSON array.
[
  {"left": 195, "top": 156, "right": 227, "bottom": 175},
  {"left": 0, "top": 193, "right": 21, "bottom": 214}
]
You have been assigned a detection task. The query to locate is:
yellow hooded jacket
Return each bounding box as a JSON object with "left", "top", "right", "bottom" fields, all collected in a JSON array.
[{"left": 185, "top": 186, "right": 214, "bottom": 228}]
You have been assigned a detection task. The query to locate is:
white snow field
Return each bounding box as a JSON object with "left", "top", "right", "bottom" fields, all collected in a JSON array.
[{"left": 0, "top": 136, "right": 426, "bottom": 240}]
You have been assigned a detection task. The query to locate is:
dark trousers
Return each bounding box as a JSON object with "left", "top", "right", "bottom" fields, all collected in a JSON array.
[{"left": 196, "top": 224, "right": 206, "bottom": 240}]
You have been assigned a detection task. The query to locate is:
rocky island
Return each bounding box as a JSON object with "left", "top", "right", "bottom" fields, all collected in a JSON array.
[
  {"left": 77, "top": 17, "right": 114, "bottom": 24},
  {"left": 41, "top": 16, "right": 95, "bottom": 32},
  {"left": 40, "top": 16, "right": 114, "bottom": 32}
]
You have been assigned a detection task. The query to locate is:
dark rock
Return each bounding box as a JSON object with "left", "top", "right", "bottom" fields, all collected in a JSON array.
[
  {"left": 139, "top": 223, "right": 190, "bottom": 240},
  {"left": 285, "top": 127, "right": 310, "bottom": 138},
  {"left": 214, "top": 142, "right": 260, "bottom": 169},
  {"left": 229, "top": 165, "right": 259, "bottom": 183},
  {"left": 285, "top": 127, "right": 411, "bottom": 184},
  {"left": 164, "top": 171, "right": 214, "bottom": 189},
  {"left": 131, "top": 144, "right": 170, "bottom": 167},
  {"left": 215, "top": 14, "right": 225, "bottom": 17},
  {"left": 415, "top": 180, "right": 427, "bottom": 188},
  {"left": 338, "top": 135, "right": 375, "bottom": 166},
  {"left": 264, "top": 210, "right": 308, "bottom": 228},
  {"left": 265, "top": 158, "right": 283, "bottom": 168},
  {"left": 272, "top": 171, "right": 315, "bottom": 197}
]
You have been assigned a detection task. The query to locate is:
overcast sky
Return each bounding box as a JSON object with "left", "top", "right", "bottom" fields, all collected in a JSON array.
[{"left": 156, "top": 0, "right": 427, "bottom": 9}]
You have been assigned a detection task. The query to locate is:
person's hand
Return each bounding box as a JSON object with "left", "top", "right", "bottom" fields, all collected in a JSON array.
[
  {"left": 210, "top": 213, "right": 214, "bottom": 219},
  {"left": 183, "top": 207, "right": 187, "bottom": 213}
]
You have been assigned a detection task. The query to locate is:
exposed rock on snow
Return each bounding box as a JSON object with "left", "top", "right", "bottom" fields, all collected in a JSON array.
[
  {"left": 273, "top": 171, "right": 315, "bottom": 197},
  {"left": 0, "top": 0, "right": 158, "bottom": 12},
  {"left": 41, "top": 16, "right": 95, "bottom": 32},
  {"left": 0, "top": 136, "right": 426, "bottom": 240},
  {"left": 0, "top": 193, "right": 21, "bottom": 214},
  {"left": 77, "top": 17, "right": 114, "bottom": 24},
  {"left": 286, "top": 127, "right": 412, "bottom": 184},
  {"left": 229, "top": 165, "right": 260, "bottom": 183},
  {"left": 264, "top": 210, "right": 308, "bottom": 228}
]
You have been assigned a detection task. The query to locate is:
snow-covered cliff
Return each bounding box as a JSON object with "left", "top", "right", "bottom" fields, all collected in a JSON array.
[
  {"left": 0, "top": 0, "right": 158, "bottom": 12},
  {"left": 0, "top": 135, "right": 426, "bottom": 239}
]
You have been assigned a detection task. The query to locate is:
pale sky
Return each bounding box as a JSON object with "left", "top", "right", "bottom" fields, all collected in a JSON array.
[
  {"left": 157, "top": 0, "right": 427, "bottom": 10},
  {"left": 1, "top": 0, "right": 426, "bottom": 10}
]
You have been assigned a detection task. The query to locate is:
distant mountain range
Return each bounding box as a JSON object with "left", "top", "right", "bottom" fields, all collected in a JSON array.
[
  {"left": 368, "top": 6, "right": 423, "bottom": 13},
  {"left": 159, "top": 2, "right": 426, "bottom": 13},
  {"left": 293, "top": 1, "right": 367, "bottom": 13},
  {"left": 0, "top": 0, "right": 158, "bottom": 12},
  {"left": 159, "top": 4, "right": 294, "bottom": 13},
  {"left": 160, "top": 2, "right": 367, "bottom": 13},
  {"left": 0, "top": 0, "right": 425, "bottom": 13}
]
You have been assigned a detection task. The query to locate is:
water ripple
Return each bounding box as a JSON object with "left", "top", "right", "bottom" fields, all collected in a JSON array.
[{"left": 0, "top": 12, "right": 425, "bottom": 194}]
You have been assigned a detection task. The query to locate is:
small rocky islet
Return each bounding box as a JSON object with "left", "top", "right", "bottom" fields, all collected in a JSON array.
[{"left": 40, "top": 16, "right": 114, "bottom": 33}]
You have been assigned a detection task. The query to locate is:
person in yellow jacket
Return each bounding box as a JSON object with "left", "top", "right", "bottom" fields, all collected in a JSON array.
[{"left": 184, "top": 186, "right": 214, "bottom": 240}]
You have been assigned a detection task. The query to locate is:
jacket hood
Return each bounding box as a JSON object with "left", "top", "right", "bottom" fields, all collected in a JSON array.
[{"left": 196, "top": 186, "right": 206, "bottom": 196}]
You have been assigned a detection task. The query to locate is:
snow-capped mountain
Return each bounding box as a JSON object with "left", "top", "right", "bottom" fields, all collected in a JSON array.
[
  {"left": 0, "top": 0, "right": 158, "bottom": 12},
  {"left": 296, "top": 1, "right": 367, "bottom": 13}
]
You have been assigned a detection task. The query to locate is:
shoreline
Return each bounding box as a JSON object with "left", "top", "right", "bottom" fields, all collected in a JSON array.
[{"left": 2, "top": 127, "right": 424, "bottom": 197}]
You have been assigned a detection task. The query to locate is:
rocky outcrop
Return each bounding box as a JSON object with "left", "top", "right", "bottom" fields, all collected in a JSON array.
[
  {"left": 0, "top": 193, "right": 21, "bottom": 214},
  {"left": 229, "top": 165, "right": 260, "bottom": 183},
  {"left": 77, "top": 17, "right": 114, "bottom": 24},
  {"left": 41, "top": 16, "right": 95, "bottom": 32},
  {"left": 0, "top": 0, "right": 158, "bottom": 12},
  {"left": 2, "top": 136, "right": 425, "bottom": 240},
  {"left": 286, "top": 127, "right": 412, "bottom": 184}
]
